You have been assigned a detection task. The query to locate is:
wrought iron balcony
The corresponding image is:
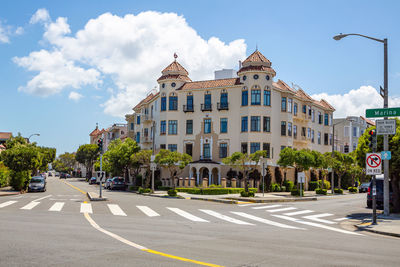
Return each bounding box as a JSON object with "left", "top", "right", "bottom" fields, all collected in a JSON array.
[
  {"left": 217, "top": 102, "right": 229, "bottom": 110},
  {"left": 183, "top": 105, "right": 194, "bottom": 112},
  {"left": 201, "top": 103, "right": 212, "bottom": 112}
]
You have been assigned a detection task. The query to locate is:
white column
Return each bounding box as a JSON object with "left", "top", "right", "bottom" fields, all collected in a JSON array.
[
  {"left": 196, "top": 170, "right": 200, "bottom": 186},
  {"left": 218, "top": 169, "right": 221, "bottom": 185},
  {"left": 210, "top": 137, "right": 213, "bottom": 160},
  {"left": 349, "top": 120, "right": 353, "bottom": 152},
  {"left": 200, "top": 137, "right": 203, "bottom": 159},
  {"left": 189, "top": 168, "right": 193, "bottom": 179},
  {"left": 208, "top": 168, "right": 212, "bottom": 186}
]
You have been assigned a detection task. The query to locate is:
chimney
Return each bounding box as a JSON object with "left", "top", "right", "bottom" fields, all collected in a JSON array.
[{"left": 238, "top": 60, "right": 242, "bottom": 69}]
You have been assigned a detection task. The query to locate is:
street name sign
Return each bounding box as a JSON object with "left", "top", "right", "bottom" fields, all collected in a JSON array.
[
  {"left": 376, "top": 119, "right": 396, "bottom": 135},
  {"left": 150, "top": 163, "right": 157, "bottom": 171},
  {"left": 366, "top": 153, "right": 382, "bottom": 175},
  {"left": 381, "top": 151, "right": 391, "bottom": 160},
  {"left": 366, "top": 107, "right": 400, "bottom": 118}
]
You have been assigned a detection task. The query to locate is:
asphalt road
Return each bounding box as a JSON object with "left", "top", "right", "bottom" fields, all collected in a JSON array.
[{"left": 0, "top": 177, "right": 399, "bottom": 267}]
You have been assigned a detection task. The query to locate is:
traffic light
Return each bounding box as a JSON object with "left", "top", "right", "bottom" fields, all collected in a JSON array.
[
  {"left": 368, "top": 129, "right": 377, "bottom": 151},
  {"left": 97, "top": 138, "right": 103, "bottom": 153}
]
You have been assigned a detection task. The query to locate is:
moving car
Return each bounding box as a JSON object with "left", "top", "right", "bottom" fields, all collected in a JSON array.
[
  {"left": 367, "top": 175, "right": 393, "bottom": 209},
  {"left": 104, "top": 178, "right": 113, "bottom": 189},
  {"left": 359, "top": 182, "right": 370, "bottom": 193},
  {"left": 109, "top": 177, "right": 126, "bottom": 190},
  {"left": 28, "top": 176, "right": 46, "bottom": 192},
  {"left": 89, "top": 177, "right": 97, "bottom": 185}
]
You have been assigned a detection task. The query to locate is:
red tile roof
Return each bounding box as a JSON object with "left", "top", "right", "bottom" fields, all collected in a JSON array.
[
  {"left": 237, "top": 65, "right": 276, "bottom": 76},
  {"left": 133, "top": 92, "right": 160, "bottom": 110},
  {"left": 360, "top": 116, "right": 375, "bottom": 126},
  {"left": 0, "top": 132, "right": 12, "bottom": 140},
  {"left": 274, "top": 80, "right": 296, "bottom": 93},
  {"left": 177, "top": 78, "right": 242, "bottom": 90},
  {"left": 157, "top": 74, "right": 192, "bottom": 82},
  {"left": 89, "top": 128, "right": 100, "bottom": 136},
  {"left": 161, "top": 61, "right": 189, "bottom": 75},
  {"left": 242, "top": 50, "right": 271, "bottom": 65}
]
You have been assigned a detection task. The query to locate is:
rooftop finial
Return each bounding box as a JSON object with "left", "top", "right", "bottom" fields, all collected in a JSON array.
[
  {"left": 256, "top": 44, "right": 258, "bottom": 51},
  {"left": 96, "top": 122, "right": 98, "bottom": 129},
  {"left": 174, "top": 52, "right": 178, "bottom": 61}
]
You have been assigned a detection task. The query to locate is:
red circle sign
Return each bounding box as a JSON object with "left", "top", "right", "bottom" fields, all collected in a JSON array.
[{"left": 367, "top": 154, "right": 381, "bottom": 168}]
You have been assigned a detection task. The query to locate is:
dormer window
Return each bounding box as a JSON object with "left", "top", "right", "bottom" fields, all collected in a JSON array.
[{"left": 171, "top": 82, "right": 176, "bottom": 87}]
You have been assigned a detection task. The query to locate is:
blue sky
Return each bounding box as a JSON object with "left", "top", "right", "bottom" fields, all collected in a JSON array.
[{"left": 1, "top": 0, "right": 400, "bottom": 155}]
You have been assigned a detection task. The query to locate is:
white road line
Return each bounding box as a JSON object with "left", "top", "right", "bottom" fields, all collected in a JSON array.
[
  {"left": 108, "top": 204, "right": 127, "bottom": 216},
  {"left": 136, "top": 206, "right": 160, "bottom": 217},
  {"left": 238, "top": 203, "right": 262, "bottom": 207},
  {"left": 199, "top": 209, "right": 254, "bottom": 225},
  {"left": 231, "top": 212, "right": 304, "bottom": 230},
  {"left": 167, "top": 207, "right": 209, "bottom": 222},
  {"left": 33, "top": 195, "right": 52, "bottom": 201},
  {"left": 303, "top": 213, "right": 336, "bottom": 224},
  {"left": 0, "top": 200, "right": 18, "bottom": 208},
  {"left": 284, "top": 210, "right": 314, "bottom": 216},
  {"left": 21, "top": 201, "right": 40, "bottom": 210},
  {"left": 252, "top": 205, "right": 282, "bottom": 210},
  {"left": 80, "top": 203, "right": 93, "bottom": 214},
  {"left": 49, "top": 202, "right": 65, "bottom": 212},
  {"left": 334, "top": 217, "right": 349, "bottom": 221},
  {"left": 272, "top": 215, "right": 363, "bottom": 236},
  {"left": 267, "top": 207, "right": 297, "bottom": 213}
]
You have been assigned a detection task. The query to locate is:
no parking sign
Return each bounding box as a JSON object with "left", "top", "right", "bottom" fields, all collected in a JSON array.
[{"left": 366, "top": 153, "right": 382, "bottom": 175}]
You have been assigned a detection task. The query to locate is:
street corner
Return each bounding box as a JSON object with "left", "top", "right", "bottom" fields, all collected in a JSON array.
[{"left": 87, "top": 191, "right": 108, "bottom": 201}]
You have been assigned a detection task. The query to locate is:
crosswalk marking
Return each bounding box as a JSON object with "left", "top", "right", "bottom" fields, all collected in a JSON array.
[
  {"left": 33, "top": 195, "right": 52, "bottom": 201},
  {"left": 252, "top": 204, "right": 282, "bottom": 210},
  {"left": 0, "top": 200, "right": 18, "bottom": 208},
  {"left": 231, "top": 212, "right": 304, "bottom": 229},
  {"left": 108, "top": 204, "right": 127, "bottom": 216},
  {"left": 167, "top": 207, "right": 208, "bottom": 222},
  {"left": 272, "top": 215, "right": 363, "bottom": 236},
  {"left": 334, "top": 217, "right": 349, "bottom": 221},
  {"left": 238, "top": 203, "right": 261, "bottom": 207},
  {"left": 49, "top": 202, "right": 65, "bottom": 212},
  {"left": 303, "top": 213, "right": 335, "bottom": 224},
  {"left": 21, "top": 201, "right": 40, "bottom": 210},
  {"left": 199, "top": 209, "right": 254, "bottom": 225},
  {"left": 284, "top": 210, "right": 314, "bottom": 216},
  {"left": 80, "top": 203, "right": 93, "bottom": 214},
  {"left": 136, "top": 206, "right": 160, "bottom": 217},
  {"left": 267, "top": 207, "right": 297, "bottom": 213}
]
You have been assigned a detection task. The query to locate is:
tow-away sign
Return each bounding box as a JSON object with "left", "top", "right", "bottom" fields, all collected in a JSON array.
[{"left": 366, "top": 153, "right": 382, "bottom": 175}]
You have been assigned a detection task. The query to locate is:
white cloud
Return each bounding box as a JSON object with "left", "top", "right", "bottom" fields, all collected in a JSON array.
[
  {"left": 30, "top": 8, "right": 51, "bottom": 25},
  {"left": 311, "top": 86, "right": 400, "bottom": 118},
  {"left": 15, "top": 10, "right": 247, "bottom": 117},
  {"left": 68, "top": 91, "right": 83, "bottom": 101},
  {"left": 0, "top": 22, "right": 10, "bottom": 43},
  {"left": 15, "top": 27, "right": 24, "bottom": 35}
]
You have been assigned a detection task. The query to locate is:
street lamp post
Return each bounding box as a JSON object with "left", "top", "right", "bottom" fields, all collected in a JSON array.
[
  {"left": 28, "top": 133, "right": 40, "bottom": 143},
  {"left": 333, "top": 33, "right": 390, "bottom": 216}
]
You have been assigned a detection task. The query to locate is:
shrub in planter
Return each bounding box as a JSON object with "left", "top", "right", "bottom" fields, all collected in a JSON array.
[
  {"left": 157, "top": 186, "right": 171, "bottom": 191},
  {"left": 283, "top": 180, "right": 294, "bottom": 192},
  {"left": 167, "top": 189, "right": 178, "bottom": 197},
  {"left": 209, "top": 184, "right": 222, "bottom": 188},
  {"left": 280, "top": 186, "right": 286, "bottom": 192},
  {"left": 308, "top": 181, "right": 319, "bottom": 191},
  {"left": 128, "top": 185, "right": 139, "bottom": 191},
  {"left": 316, "top": 188, "right": 327, "bottom": 195},
  {"left": 270, "top": 183, "right": 281, "bottom": 192},
  {"left": 318, "top": 180, "right": 331, "bottom": 190},
  {"left": 290, "top": 188, "right": 304, "bottom": 196},
  {"left": 348, "top": 187, "right": 358, "bottom": 193},
  {"left": 240, "top": 190, "right": 255, "bottom": 197},
  {"left": 334, "top": 188, "right": 344, "bottom": 194},
  {"left": 10, "top": 170, "right": 30, "bottom": 191},
  {"left": 202, "top": 188, "right": 230, "bottom": 195}
]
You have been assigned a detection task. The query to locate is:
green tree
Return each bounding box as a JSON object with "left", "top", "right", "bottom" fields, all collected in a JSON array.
[
  {"left": 131, "top": 150, "right": 153, "bottom": 188},
  {"left": 0, "top": 162, "right": 10, "bottom": 188},
  {"left": 155, "top": 149, "right": 192, "bottom": 189},
  {"left": 57, "top": 152, "right": 76, "bottom": 173},
  {"left": 75, "top": 144, "right": 100, "bottom": 179},
  {"left": 38, "top": 147, "right": 56, "bottom": 172},
  {"left": 4, "top": 133, "right": 27, "bottom": 149}
]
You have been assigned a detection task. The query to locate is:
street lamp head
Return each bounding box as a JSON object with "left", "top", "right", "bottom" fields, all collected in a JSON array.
[{"left": 333, "top": 33, "right": 348, "bottom": 41}]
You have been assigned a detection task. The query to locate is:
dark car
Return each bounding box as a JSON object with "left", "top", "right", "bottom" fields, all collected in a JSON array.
[
  {"left": 359, "top": 182, "right": 370, "bottom": 193},
  {"left": 89, "top": 177, "right": 97, "bottom": 185},
  {"left": 367, "top": 177, "right": 393, "bottom": 209},
  {"left": 60, "top": 173, "right": 67, "bottom": 179},
  {"left": 109, "top": 177, "right": 126, "bottom": 190},
  {"left": 28, "top": 176, "right": 46, "bottom": 192}
]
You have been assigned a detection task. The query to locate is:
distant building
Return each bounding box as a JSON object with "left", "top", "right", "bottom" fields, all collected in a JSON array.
[
  {"left": 333, "top": 116, "right": 375, "bottom": 153},
  {"left": 89, "top": 123, "right": 128, "bottom": 152},
  {"left": 214, "top": 69, "right": 236, "bottom": 80},
  {"left": 0, "top": 132, "right": 12, "bottom": 146}
]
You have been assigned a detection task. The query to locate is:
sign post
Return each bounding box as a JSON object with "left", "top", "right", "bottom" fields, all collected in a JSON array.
[
  {"left": 297, "top": 172, "right": 306, "bottom": 197},
  {"left": 366, "top": 153, "right": 382, "bottom": 225},
  {"left": 150, "top": 155, "right": 156, "bottom": 192},
  {"left": 260, "top": 157, "right": 267, "bottom": 197}
]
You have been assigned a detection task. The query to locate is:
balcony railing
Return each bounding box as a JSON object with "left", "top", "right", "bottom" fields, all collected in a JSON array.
[
  {"left": 143, "top": 136, "right": 153, "bottom": 143},
  {"left": 183, "top": 105, "right": 194, "bottom": 112},
  {"left": 217, "top": 102, "right": 229, "bottom": 110},
  {"left": 201, "top": 103, "right": 212, "bottom": 112},
  {"left": 201, "top": 154, "right": 212, "bottom": 160}
]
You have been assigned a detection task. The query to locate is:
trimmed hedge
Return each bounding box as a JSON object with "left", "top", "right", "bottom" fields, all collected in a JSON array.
[
  {"left": 290, "top": 188, "right": 304, "bottom": 196},
  {"left": 128, "top": 185, "right": 139, "bottom": 191},
  {"left": 318, "top": 180, "right": 331, "bottom": 189},
  {"left": 283, "top": 180, "right": 294, "bottom": 192},
  {"left": 167, "top": 189, "right": 178, "bottom": 197},
  {"left": 157, "top": 186, "right": 171, "bottom": 191},
  {"left": 240, "top": 191, "right": 255, "bottom": 197},
  {"left": 316, "top": 188, "right": 327, "bottom": 195},
  {"left": 308, "top": 181, "right": 319, "bottom": 191},
  {"left": 175, "top": 187, "right": 258, "bottom": 195},
  {"left": 0, "top": 162, "right": 10, "bottom": 188},
  {"left": 138, "top": 187, "right": 152, "bottom": 194},
  {"left": 334, "top": 188, "right": 344, "bottom": 194},
  {"left": 270, "top": 183, "right": 281, "bottom": 192},
  {"left": 348, "top": 187, "right": 358, "bottom": 193}
]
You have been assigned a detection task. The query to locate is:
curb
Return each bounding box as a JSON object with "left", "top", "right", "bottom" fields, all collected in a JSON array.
[
  {"left": 188, "top": 197, "right": 238, "bottom": 204},
  {"left": 134, "top": 192, "right": 184, "bottom": 199},
  {"left": 355, "top": 224, "right": 400, "bottom": 238},
  {"left": 0, "top": 192, "right": 20, "bottom": 197},
  {"left": 87, "top": 192, "right": 108, "bottom": 201},
  {"left": 224, "top": 197, "right": 317, "bottom": 203}
]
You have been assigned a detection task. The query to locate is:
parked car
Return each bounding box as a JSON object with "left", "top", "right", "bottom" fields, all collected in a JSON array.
[
  {"left": 104, "top": 178, "right": 113, "bottom": 189},
  {"left": 89, "top": 177, "right": 97, "bottom": 185},
  {"left": 109, "top": 177, "right": 126, "bottom": 190},
  {"left": 55, "top": 172, "right": 60, "bottom": 177},
  {"left": 28, "top": 176, "right": 46, "bottom": 192},
  {"left": 66, "top": 174, "right": 71, "bottom": 178},
  {"left": 359, "top": 182, "right": 370, "bottom": 193},
  {"left": 48, "top": 172, "right": 53, "bottom": 177},
  {"left": 367, "top": 175, "right": 393, "bottom": 209},
  {"left": 60, "top": 173, "right": 67, "bottom": 179}
]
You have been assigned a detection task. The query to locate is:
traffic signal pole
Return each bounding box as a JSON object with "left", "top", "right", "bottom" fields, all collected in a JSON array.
[
  {"left": 369, "top": 130, "right": 377, "bottom": 224},
  {"left": 383, "top": 38, "right": 390, "bottom": 216},
  {"left": 99, "top": 153, "right": 103, "bottom": 198}
]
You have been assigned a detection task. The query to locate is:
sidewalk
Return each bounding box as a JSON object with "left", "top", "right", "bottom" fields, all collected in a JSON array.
[
  {"left": 356, "top": 214, "right": 400, "bottom": 238},
  {"left": 0, "top": 186, "right": 20, "bottom": 197}
]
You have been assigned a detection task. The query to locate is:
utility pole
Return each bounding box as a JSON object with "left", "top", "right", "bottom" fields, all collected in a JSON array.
[
  {"left": 331, "top": 124, "right": 335, "bottom": 195},
  {"left": 151, "top": 121, "right": 156, "bottom": 192},
  {"left": 383, "top": 38, "right": 390, "bottom": 216},
  {"left": 99, "top": 153, "right": 103, "bottom": 198}
]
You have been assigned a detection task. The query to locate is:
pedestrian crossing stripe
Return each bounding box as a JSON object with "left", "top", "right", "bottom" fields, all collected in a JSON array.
[
  {"left": 49, "top": 202, "right": 65, "bottom": 212},
  {"left": 0, "top": 200, "right": 17, "bottom": 208},
  {"left": 231, "top": 212, "right": 304, "bottom": 230},
  {"left": 303, "top": 213, "right": 336, "bottom": 224},
  {"left": 252, "top": 204, "right": 282, "bottom": 210},
  {"left": 136, "top": 205, "right": 160, "bottom": 217},
  {"left": 167, "top": 207, "right": 209, "bottom": 222},
  {"left": 80, "top": 203, "right": 92, "bottom": 214},
  {"left": 21, "top": 201, "right": 40, "bottom": 210},
  {"left": 108, "top": 204, "right": 127, "bottom": 216},
  {"left": 199, "top": 209, "right": 254, "bottom": 225}
]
